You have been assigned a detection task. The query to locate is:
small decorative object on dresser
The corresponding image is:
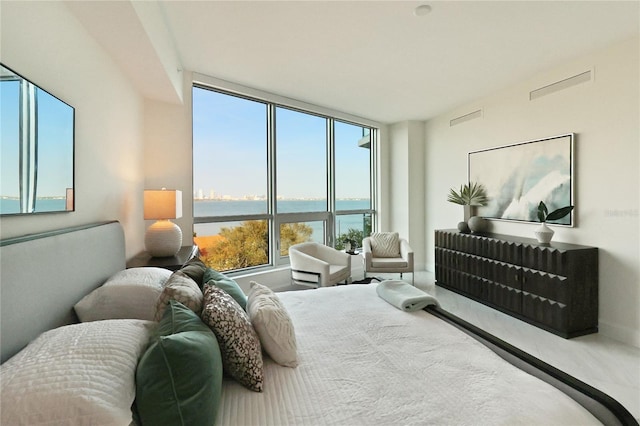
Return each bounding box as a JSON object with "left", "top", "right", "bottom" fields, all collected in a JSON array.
[
  {"left": 447, "top": 182, "right": 489, "bottom": 232},
  {"left": 467, "top": 216, "right": 488, "bottom": 233},
  {"left": 457, "top": 221, "right": 470, "bottom": 233},
  {"left": 535, "top": 201, "right": 574, "bottom": 244}
]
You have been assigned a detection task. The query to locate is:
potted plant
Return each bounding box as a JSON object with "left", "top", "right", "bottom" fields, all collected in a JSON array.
[
  {"left": 448, "top": 182, "right": 489, "bottom": 232},
  {"left": 535, "top": 201, "right": 574, "bottom": 244}
]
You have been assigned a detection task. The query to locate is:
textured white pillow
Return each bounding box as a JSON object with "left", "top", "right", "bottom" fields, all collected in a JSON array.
[
  {"left": 0, "top": 319, "right": 153, "bottom": 426},
  {"left": 370, "top": 232, "right": 401, "bottom": 258},
  {"left": 75, "top": 267, "right": 172, "bottom": 322},
  {"left": 247, "top": 281, "right": 298, "bottom": 368}
]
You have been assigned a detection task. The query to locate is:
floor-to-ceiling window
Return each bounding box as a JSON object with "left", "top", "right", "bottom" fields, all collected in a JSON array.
[{"left": 192, "top": 85, "right": 376, "bottom": 273}]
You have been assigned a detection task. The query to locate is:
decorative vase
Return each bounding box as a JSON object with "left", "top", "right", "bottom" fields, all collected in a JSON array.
[
  {"left": 463, "top": 205, "right": 474, "bottom": 222},
  {"left": 467, "top": 216, "right": 487, "bottom": 233},
  {"left": 457, "top": 221, "right": 470, "bottom": 233},
  {"left": 534, "top": 222, "right": 554, "bottom": 244}
]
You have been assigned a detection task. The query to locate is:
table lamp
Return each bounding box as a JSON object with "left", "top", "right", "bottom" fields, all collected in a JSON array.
[{"left": 144, "top": 189, "right": 183, "bottom": 257}]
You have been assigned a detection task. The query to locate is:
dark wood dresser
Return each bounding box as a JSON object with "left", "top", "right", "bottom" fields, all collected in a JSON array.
[{"left": 435, "top": 229, "right": 598, "bottom": 338}]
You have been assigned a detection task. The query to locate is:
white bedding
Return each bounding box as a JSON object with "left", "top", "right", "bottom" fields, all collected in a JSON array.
[
  {"left": 217, "top": 283, "right": 599, "bottom": 426},
  {"left": 1, "top": 319, "right": 153, "bottom": 426}
]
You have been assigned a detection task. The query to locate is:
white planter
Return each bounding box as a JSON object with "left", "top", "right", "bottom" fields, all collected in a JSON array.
[
  {"left": 534, "top": 222, "right": 554, "bottom": 244},
  {"left": 463, "top": 205, "right": 473, "bottom": 222}
]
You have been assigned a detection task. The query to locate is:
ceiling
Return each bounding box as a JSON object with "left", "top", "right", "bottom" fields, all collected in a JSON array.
[{"left": 68, "top": 1, "right": 639, "bottom": 124}]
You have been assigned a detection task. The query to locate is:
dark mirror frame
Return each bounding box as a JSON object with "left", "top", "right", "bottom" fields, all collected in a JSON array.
[{"left": 0, "top": 63, "right": 75, "bottom": 216}]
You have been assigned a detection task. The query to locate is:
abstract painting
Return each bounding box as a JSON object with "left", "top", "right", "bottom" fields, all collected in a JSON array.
[{"left": 468, "top": 134, "right": 574, "bottom": 226}]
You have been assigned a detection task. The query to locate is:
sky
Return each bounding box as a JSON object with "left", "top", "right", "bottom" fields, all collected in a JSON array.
[
  {"left": 192, "top": 86, "right": 371, "bottom": 200},
  {"left": 1, "top": 70, "right": 74, "bottom": 198}
]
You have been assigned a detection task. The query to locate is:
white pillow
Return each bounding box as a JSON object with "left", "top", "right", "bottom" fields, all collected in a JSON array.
[
  {"left": 0, "top": 319, "right": 153, "bottom": 426},
  {"left": 75, "top": 267, "right": 172, "bottom": 322},
  {"left": 247, "top": 281, "right": 298, "bottom": 368},
  {"left": 370, "top": 232, "right": 400, "bottom": 258}
]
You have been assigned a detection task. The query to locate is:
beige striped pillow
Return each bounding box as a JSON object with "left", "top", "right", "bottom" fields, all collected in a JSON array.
[{"left": 370, "top": 232, "right": 400, "bottom": 258}]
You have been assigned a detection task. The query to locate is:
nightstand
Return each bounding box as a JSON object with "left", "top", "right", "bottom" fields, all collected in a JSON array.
[
  {"left": 126, "top": 245, "right": 199, "bottom": 271},
  {"left": 341, "top": 249, "right": 364, "bottom": 282}
]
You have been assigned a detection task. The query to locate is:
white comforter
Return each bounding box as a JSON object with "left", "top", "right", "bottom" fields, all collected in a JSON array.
[{"left": 217, "top": 283, "right": 599, "bottom": 426}]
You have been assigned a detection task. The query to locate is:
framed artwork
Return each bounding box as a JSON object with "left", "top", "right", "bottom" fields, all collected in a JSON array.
[{"left": 468, "top": 133, "right": 574, "bottom": 226}]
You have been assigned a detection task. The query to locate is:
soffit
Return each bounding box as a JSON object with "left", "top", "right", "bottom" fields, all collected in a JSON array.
[{"left": 67, "top": 1, "right": 639, "bottom": 123}]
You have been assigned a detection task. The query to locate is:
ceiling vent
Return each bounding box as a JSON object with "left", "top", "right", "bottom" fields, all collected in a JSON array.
[
  {"left": 530, "top": 70, "right": 592, "bottom": 100},
  {"left": 450, "top": 109, "right": 482, "bottom": 127}
]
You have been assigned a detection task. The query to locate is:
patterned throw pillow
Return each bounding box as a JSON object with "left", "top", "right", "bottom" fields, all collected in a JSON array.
[
  {"left": 154, "top": 271, "right": 203, "bottom": 321},
  {"left": 179, "top": 257, "right": 208, "bottom": 288},
  {"left": 370, "top": 232, "right": 401, "bottom": 258},
  {"left": 247, "top": 281, "right": 298, "bottom": 368},
  {"left": 201, "top": 285, "right": 264, "bottom": 392}
]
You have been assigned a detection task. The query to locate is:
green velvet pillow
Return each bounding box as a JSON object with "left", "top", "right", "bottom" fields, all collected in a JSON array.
[
  {"left": 203, "top": 268, "right": 248, "bottom": 310},
  {"left": 135, "top": 300, "right": 223, "bottom": 426},
  {"left": 179, "top": 257, "right": 208, "bottom": 288}
]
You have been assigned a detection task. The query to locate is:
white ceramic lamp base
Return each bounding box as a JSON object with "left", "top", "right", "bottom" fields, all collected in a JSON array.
[{"left": 145, "top": 220, "right": 182, "bottom": 257}]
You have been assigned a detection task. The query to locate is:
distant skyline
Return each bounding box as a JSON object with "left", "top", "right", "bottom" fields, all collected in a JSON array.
[
  {"left": 192, "top": 87, "right": 371, "bottom": 200},
  {"left": 192, "top": 190, "right": 368, "bottom": 201}
]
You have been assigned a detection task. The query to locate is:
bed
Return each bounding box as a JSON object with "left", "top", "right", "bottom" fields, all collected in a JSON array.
[{"left": 0, "top": 221, "right": 636, "bottom": 426}]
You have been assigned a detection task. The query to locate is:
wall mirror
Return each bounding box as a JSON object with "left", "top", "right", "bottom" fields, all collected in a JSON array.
[{"left": 0, "top": 63, "right": 75, "bottom": 215}]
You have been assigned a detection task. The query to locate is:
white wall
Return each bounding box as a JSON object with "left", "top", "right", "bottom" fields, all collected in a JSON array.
[
  {"left": 0, "top": 1, "right": 146, "bottom": 258},
  {"left": 387, "top": 121, "right": 426, "bottom": 270},
  {"left": 423, "top": 36, "right": 640, "bottom": 346},
  {"left": 143, "top": 72, "right": 193, "bottom": 244}
]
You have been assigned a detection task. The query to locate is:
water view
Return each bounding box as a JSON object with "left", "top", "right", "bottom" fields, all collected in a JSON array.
[{"left": 194, "top": 199, "right": 370, "bottom": 241}]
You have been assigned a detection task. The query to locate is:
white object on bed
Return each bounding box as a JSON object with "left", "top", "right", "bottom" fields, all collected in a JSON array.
[
  {"left": 376, "top": 279, "right": 439, "bottom": 311},
  {"left": 217, "top": 284, "right": 600, "bottom": 426},
  {"left": 1, "top": 319, "right": 153, "bottom": 426},
  {"left": 74, "top": 267, "right": 171, "bottom": 322}
]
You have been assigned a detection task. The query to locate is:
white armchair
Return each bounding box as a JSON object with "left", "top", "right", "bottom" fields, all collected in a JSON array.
[
  {"left": 362, "top": 232, "right": 414, "bottom": 285},
  {"left": 289, "top": 242, "right": 351, "bottom": 288}
]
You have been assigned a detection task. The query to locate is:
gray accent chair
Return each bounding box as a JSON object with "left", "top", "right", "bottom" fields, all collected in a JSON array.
[{"left": 362, "top": 234, "right": 414, "bottom": 285}]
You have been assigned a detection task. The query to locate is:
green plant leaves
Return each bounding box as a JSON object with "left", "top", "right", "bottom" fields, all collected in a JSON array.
[
  {"left": 537, "top": 201, "right": 548, "bottom": 222},
  {"left": 546, "top": 205, "right": 574, "bottom": 221},
  {"left": 447, "top": 182, "right": 488, "bottom": 206},
  {"left": 538, "top": 201, "right": 573, "bottom": 222}
]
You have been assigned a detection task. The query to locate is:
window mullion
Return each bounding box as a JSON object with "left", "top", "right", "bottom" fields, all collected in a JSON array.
[
  {"left": 327, "top": 118, "right": 335, "bottom": 247},
  {"left": 268, "top": 104, "right": 279, "bottom": 264}
]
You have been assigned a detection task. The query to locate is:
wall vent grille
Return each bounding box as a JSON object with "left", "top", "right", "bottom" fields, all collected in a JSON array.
[
  {"left": 530, "top": 70, "right": 592, "bottom": 100},
  {"left": 450, "top": 109, "right": 482, "bottom": 127}
]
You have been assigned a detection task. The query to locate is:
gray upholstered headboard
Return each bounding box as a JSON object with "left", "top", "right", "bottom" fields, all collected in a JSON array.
[{"left": 0, "top": 221, "right": 125, "bottom": 363}]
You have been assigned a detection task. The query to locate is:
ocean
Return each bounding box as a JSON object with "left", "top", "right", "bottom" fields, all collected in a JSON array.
[
  {"left": 0, "top": 198, "right": 66, "bottom": 214},
  {"left": 193, "top": 199, "right": 371, "bottom": 242}
]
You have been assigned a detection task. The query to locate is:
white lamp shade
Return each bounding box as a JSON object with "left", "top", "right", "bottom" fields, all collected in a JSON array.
[{"left": 144, "top": 189, "right": 182, "bottom": 220}]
